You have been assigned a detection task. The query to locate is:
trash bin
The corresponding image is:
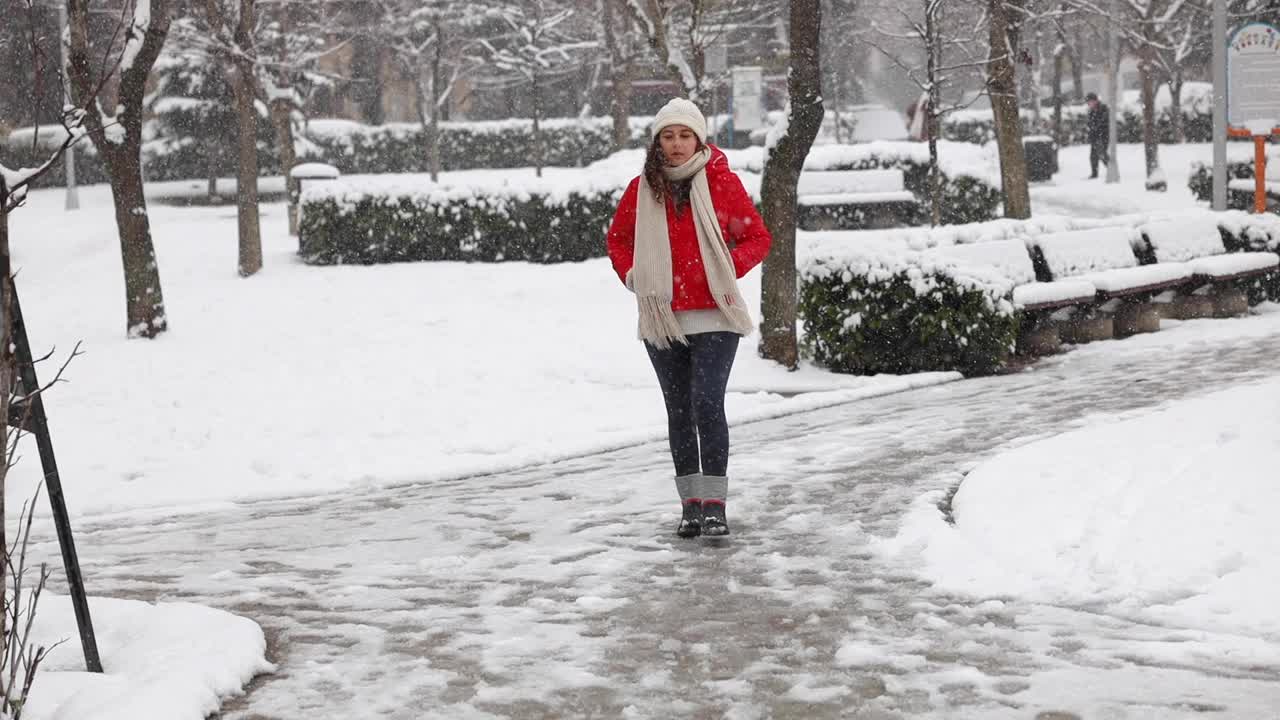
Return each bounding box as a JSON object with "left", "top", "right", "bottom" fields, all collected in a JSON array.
[{"left": 1023, "top": 136, "right": 1058, "bottom": 182}]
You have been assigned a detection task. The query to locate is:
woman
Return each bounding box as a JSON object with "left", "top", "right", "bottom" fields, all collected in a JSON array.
[{"left": 606, "top": 98, "right": 772, "bottom": 539}]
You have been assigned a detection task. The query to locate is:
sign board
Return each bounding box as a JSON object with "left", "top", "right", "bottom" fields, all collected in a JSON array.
[
  {"left": 1228, "top": 22, "right": 1280, "bottom": 130},
  {"left": 704, "top": 44, "right": 727, "bottom": 76},
  {"left": 731, "top": 66, "right": 764, "bottom": 131}
]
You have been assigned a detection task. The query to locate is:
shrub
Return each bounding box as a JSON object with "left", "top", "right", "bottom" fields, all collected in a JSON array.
[
  {"left": 301, "top": 117, "right": 654, "bottom": 175},
  {"left": 799, "top": 251, "right": 1018, "bottom": 376},
  {"left": 744, "top": 143, "right": 1003, "bottom": 228},
  {"left": 297, "top": 179, "right": 623, "bottom": 265}
]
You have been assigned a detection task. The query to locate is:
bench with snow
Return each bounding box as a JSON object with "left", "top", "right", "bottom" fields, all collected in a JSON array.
[
  {"left": 796, "top": 169, "right": 919, "bottom": 231},
  {"left": 1029, "top": 227, "right": 1192, "bottom": 342},
  {"left": 1136, "top": 216, "right": 1280, "bottom": 319},
  {"left": 926, "top": 240, "right": 1095, "bottom": 356}
]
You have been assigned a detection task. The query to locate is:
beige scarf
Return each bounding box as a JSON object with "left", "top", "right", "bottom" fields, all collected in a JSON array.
[{"left": 632, "top": 148, "right": 754, "bottom": 349}]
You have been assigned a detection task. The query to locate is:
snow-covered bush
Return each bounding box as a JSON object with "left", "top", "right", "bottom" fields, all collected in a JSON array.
[
  {"left": 297, "top": 177, "right": 624, "bottom": 265},
  {"left": 737, "top": 142, "right": 1002, "bottom": 227},
  {"left": 302, "top": 117, "right": 654, "bottom": 174},
  {"left": 799, "top": 249, "right": 1019, "bottom": 376}
]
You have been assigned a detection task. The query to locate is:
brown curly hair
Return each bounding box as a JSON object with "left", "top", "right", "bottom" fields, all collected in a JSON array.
[{"left": 643, "top": 135, "right": 705, "bottom": 211}]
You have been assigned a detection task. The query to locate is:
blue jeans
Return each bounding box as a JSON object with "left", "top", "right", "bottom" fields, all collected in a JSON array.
[{"left": 644, "top": 332, "right": 739, "bottom": 477}]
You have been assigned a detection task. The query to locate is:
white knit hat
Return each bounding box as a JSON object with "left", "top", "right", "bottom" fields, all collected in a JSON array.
[{"left": 652, "top": 98, "right": 708, "bottom": 144}]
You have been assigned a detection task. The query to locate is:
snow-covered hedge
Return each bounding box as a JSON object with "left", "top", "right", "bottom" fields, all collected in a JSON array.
[
  {"left": 797, "top": 208, "right": 1280, "bottom": 375},
  {"left": 736, "top": 142, "right": 1002, "bottom": 226},
  {"left": 799, "top": 248, "right": 1019, "bottom": 376},
  {"left": 944, "top": 84, "right": 1214, "bottom": 146},
  {"left": 297, "top": 174, "right": 626, "bottom": 265},
  {"left": 302, "top": 117, "right": 655, "bottom": 175}
]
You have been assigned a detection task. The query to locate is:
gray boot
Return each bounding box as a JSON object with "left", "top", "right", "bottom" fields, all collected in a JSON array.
[
  {"left": 675, "top": 473, "right": 703, "bottom": 538},
  {"left": 695, "top": 475, "right": 729, "bottom": 537}
]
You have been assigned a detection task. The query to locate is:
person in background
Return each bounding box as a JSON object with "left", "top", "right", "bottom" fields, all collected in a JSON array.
[
  {"left": 605, "top": 98, "right": 772, "bottom": 539},
  {"left": 1086, "top": 92, "right": 1111, "bottom": 179}
]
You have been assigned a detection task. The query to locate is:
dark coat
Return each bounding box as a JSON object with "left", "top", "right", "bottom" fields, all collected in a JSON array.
[{"left": 1087, "top": 103, "right": 1110, "bottom": 145}]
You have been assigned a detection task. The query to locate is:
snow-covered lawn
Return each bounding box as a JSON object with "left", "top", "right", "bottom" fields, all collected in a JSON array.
[
  {"left": 7, "top": 180, "right": 956, "bottom": 521},
  {"left": 884, "top": 376, "right": 1280, "bottom": 641},
  {"left": 25, "top": 595, "right": 270, "bottom": 720}
]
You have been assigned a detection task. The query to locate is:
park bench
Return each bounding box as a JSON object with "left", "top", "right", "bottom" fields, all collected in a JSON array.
[
  {"left": 927, "top": 239, "right": 1095, "bottom": 355},
  {"left": 796, "top": 169, "right": 919, "bottom": 231},
  {"left": 1029, "top": 227, "right": 1194, "bottom": 341},
  {"left": 1137, "top": 216, "right": 1279, "bottom": 318}
]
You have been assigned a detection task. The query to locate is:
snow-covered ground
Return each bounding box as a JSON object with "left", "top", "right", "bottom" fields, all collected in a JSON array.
[
  {"left": 8, "top": 176, "right": 958, "bottom": 521},
  {"left": 10, "top": 139, "right": 1280, "bottom": 717},
  {"left": 24, "top": 594, "right": 270, "bottom": 720},
  {"left": 884, "top": 376, "right": 1280, "bottom": 639}
]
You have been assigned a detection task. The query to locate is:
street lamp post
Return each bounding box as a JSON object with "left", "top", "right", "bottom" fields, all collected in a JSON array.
[
  {"left": 56, "top": 0, "right": 79, "bottom": 210},
  {"left": 1212, "top": 0, "right": 1227, "bottom": 210},
  {"left": 1105, "top": 0, "right": 1120, "bottom": 184}
]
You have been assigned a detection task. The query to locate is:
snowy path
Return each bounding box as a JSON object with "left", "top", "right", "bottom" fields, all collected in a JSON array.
[{"left": 34, "top": 325, "right": 1280, "bottom": 719}]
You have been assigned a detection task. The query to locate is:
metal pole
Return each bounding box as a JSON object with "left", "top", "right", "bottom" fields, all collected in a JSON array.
[
  {"left": 8, "top": 290, "right": 101, "bottom": 673},
  {"left": 56, "top": 1, "right": 79, "bottom": 211},
  {"left": 1212, "top": 0, "right": 1228, "bottom": 210},
  {"left": 1105, "top": 0, "right": 1120, "bottom": 184}
]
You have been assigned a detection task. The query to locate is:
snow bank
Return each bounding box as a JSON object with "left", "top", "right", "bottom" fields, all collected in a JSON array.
[
  {"left": 882, "top": 378, "right": 1280, "bottom": 638},
  {"left": 25, "top": 595, "right": 271, "bottom": 719}
]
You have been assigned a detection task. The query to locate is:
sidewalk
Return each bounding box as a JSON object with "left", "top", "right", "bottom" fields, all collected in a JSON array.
[{"left": 33, "top": 318, "right": 1280, "bottom": 719}]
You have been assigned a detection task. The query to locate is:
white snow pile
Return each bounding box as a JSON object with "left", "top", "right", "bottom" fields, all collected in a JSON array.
[
  {"left": 882, "top": 377, "right": 1280, "bottom": 639},
  {"left": 23, "top": 594, "right": 271, "bottom": 720},
  {"left": 800, "top": 238, "right": 1018, "bottom": 314},
  {"left": 730, "top": 140, "right": 999, "bottom": 186},
  {"left": 299, "top": 164, "right": 634, "bottom": 208}
]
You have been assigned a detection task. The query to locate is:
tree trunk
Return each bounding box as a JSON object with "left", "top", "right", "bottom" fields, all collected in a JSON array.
[
  {"left": 108, "top": 158, "right": 169, "bottom": 337},
  {"left": 1052, "top": 46, "right": 1065, "bottom": 145},
  {"left": 600, "top": 0, "right": 633, "bottom": 151},
  {"left": 926, "top": 0, "right": 942, "bottom": 226},
  {"left": 1070, "top": 30, "right": 1085, "bottom": 102},
  {"left": 429, "top": 31, "right": 444, "bottom": 181},
  {"left": 1170, "top": 73, "right": 1184, "bottom": 144},
  {"left": 269, "top": 96, "right": 299, "bottom": 236},
  {"left": 610, "top": 61, "right": 633, "bottom": 151},
  {"left": 987, "top": 0, "right": 1032, "bottom": 219},
  {"left": 1139, "top": 49, "right": 1160, "bottom": 181},
  {"left": 66, "top": 0, "right": 171, "bottom": 338},
  {"left": 532, "top": 72, "right": 544, "bottom": 178},
  {"left": 232, "top": 65, "right": 263, "bottom": 277},
  {"left": 758, "top": 0, "right": 824, "bottom": 369},
  {"left": 207, "top": 143, "right": 219, "bottom": 199}
]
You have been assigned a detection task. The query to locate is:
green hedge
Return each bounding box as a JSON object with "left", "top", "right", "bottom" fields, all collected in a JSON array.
[
  {"left": 799, "top": 255, "right": 1018, "bottom": 376},
  {"left": 298, "top": 184, "right": 621, "bottom": 265}
]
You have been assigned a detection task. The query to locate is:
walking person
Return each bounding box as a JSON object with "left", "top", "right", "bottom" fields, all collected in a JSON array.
[
  {"left": 605, "top": 98, "right": 772, "bottom": 539},
  {"left": 1086, "top": 92, "right": 1110, "bottom": 179}
]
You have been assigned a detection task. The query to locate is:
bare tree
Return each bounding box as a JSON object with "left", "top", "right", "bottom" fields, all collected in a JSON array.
[
  {"left": 988, "top": 0, "right": 1032, "bottom": 217},
  {"left": 381, "top": 0, "right": 498, "bottom": 181},
  {"left": 758, "top": 0, "right": 824, "bottom": 369},
  {"left": 67, "top": 0, "right": 172, "bottom": 338},
  {"left": 599, "top": 0, "right": 645, "bottom": 150},
  {"left": 479, "top": 0, "right": 597, "bottom": 177},
  {"left": 624, "top": 0, "right": 781, "bottom": 101},
  {"left": 866, "top": 0, "right": 988, "bottom": 224},
  {"left": 172, "top": 0, "right": 264, "bottom": 276}
]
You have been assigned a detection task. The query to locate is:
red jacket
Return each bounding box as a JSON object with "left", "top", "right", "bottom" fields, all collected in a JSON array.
[{"left": 606, "top": 145, "right": 772, "bottom": 312}]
